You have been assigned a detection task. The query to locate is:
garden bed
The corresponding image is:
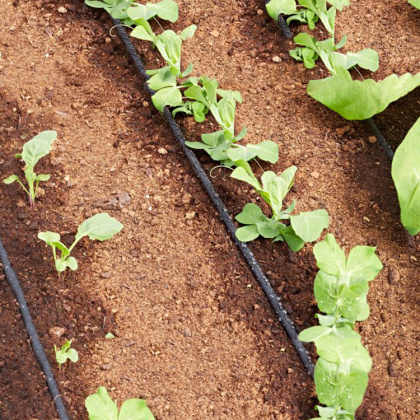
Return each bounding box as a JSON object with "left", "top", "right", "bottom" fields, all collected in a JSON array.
[{"left": 0, "top": 0, "right": 419, "bottom": 419}]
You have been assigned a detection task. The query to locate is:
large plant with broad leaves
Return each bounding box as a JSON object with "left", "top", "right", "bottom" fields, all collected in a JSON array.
[
  {"left": 299, "top": 234, "right": 382, "bottom": 420},
  {"left": 392, "top": 118, "right": 420, "bottom": 235}
]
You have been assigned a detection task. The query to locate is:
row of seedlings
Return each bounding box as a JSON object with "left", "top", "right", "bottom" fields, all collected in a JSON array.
[
  {"left": 266, "top": 0, "right": 420, "bottom": 236},
  {"left": 84, "top": 1, "right": 385, "bottom": 419}
]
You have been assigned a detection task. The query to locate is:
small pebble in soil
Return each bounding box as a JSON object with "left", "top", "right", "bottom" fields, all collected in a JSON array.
[
  {"left": 388, "top": 268, "right": 400, "bottom": 285},
  {"left": 368, "top": 135, "right": 377, "bottom": 144},
  {"left": 388, "top": 362, "right": 398, "bottom": 377},
  {"left": 57, "top": 6, "right": 67, "bottom": 13},
  {"left": 310, "top": 171, "right": 320, "bottom": 179},
  {"left": 101, "top": 272, "right": 111, "bottom": 279},
  {"left": 272, "top": 56, "right": 281, "bottom": 63},
  {"left": 210, "top": 30, "right": 220, "bottom": 38},
  {"left": 49, "top": 326, "right": 65, "bottom": 338}
]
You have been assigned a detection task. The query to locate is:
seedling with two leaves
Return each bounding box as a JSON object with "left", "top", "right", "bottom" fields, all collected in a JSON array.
[
  {"left": 3, "top": 130, "right": 57, "bottom": 208},
  {"left": 298, "top": 234, "right": 383, "bottom": 419},
  {"left": 232, "top": 163, "right": 329, "bottom": 251},
  {"left": 84, "top": 0, "right": 178, "bottom": 25},
  {"left": 38, "top": 213, "right": 123, "bottom": 275},
  {"left": 85, "top": 387, "right": 155, "bottom": 420},
  {"left": 54, "top": 340, "right": 79, "bottom": 369}
]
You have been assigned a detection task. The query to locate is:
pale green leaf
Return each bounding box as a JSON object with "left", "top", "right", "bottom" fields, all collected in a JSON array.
[
  {"left": 75, "top": 213, "right": 123, "bottom": 242},
  {"left": 235, "top": 224, "right": 260, "bottom": 242},
  {"left": 313, "top": 234, "right": 346, "bottom": 276},
  {"left": 346, "top": 246, "right": 383, "bottom": 282},
  {"left": 266, "top": 0, "right": 297, "bottom": 20},
  {"left": 151, "top": 86, "right": 183, "bottom": 112},
  {"left": 119, "top": 399, "right": 155, "bottom": 420},
  {"left": 85, "top": 387, "right": 119, "bottom": 420},
  {"left": 247, "top": 141, "right": 279, "bottom": 164},
  {"left": 3, "top": 175, "right": 19, "bottom": 184},
  {"left": 290, "top": 209, "right": 329, "bottom": 242},
  {"left": 22, "top": 130, "right": 57, "bottom": 168},
  {"left": 235, "top": 203, "right": 264, "bottom": 225},
  {"left": 38, "top": 231, "right": 61, "bottom": 246}
]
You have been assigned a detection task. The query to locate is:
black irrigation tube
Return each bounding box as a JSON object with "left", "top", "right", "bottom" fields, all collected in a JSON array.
[
  {"left": 0, "top": 238, "right": 70, "bottom": 420},
  {"left": 111, "top": 18, "right": 315, "bottom": 376},
  {"left": 264, "top": 0, "right": 293, "bottom": 38}
]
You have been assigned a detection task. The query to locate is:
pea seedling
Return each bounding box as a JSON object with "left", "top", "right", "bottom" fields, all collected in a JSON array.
[
  {"left": 38, "top": 213, "right": 123, "bottom": 274},
  {"left": 54, "top": 340, "right": 79, "bottom": 370},
  {"left": 3, "top": 130, "right": 57, "bottom": 207},
  {"left": 85, "top": 387, "right": 155, "bottom": 420}
]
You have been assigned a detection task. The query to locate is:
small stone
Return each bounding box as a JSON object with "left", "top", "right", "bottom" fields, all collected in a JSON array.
[
  {"left": 101, "top": 364, "right": 112, "bottom": 370},
  {"left": 182, "top": 193, "right": 192, "bottom": 205},
  {"left": 57, "top": 6, "right": 67, "bottom": 13},
  {"left": 388, "top": 268, "right": 400, "bottom": 285},
  {"left": 185, "top": 211, "right": 196, "bottom": 219},
  {"left": 388, "top": 362, "right": 398, "bottom": 377},
  {"left": 210, "top": 30, "right": 220, "bottom": 38},
  {"left": 142, "top": 101, "right": 149, "bottom": 107},
  {"left": 101, "top": 272, "right": 111, "bottom": 279},
  {"left": 158, "top": 147, "right": 168, "bottom": 155},
  {"left": 49, "top": 327, "right": 65, "bottom": 338},
  {"left": 368, "top": 136, "right": 377, "bottom": 144},
  {"left": 310, "top": 171, "right": 320, "bottom": 179},
  {"left": 272, "top": 56, "right": 281, "bottom": 63},
  {"left": 257, "top": 9, "right": 263, "bottom": 15},
  {"left": 183, "top": 329, "right": 192, "bottom": 337}
]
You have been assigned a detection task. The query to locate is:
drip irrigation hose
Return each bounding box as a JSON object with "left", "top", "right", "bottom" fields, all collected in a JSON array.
[
  {"left": 0, "top": 237, "right": 70, "bottom": 420},
  {"left": 111, "top": 19, "right": 314, "bottom": 376},
  {"left": 264, "top": 0, "right": 293, "bottom": 38}
]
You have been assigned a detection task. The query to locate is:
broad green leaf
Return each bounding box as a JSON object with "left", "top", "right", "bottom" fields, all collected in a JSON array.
[
  {"left": 313, "top": 234, "right": 346, "bottom": 276},
  {"left": 294, "top": 33, "right": 320, "bottom": 55},
  {"left": 290, "top": 209, "right": 329, "bottom": 242},
  {"left": 316, "top": 314, "right": 336, "bottom": 327},
  {"left": 38, "top": 231, "right": 61, "bottom": 246},
  {"left": 66, "top": 256, "right": 79, "bottom": 271},
  {"left": 119, "top": 399, "right": 155, "bottom": 420},
  {"left": 52, "top": 241, "right": 70, "bottom": 257},
  {"left": 317, "top": 406, "right": 336, "bottom": 418},
  {"left": 298, "top": 326, "right": 331, "bottom": 342},
  {"left": 279, "top": 166, "right": 297, "bottom": 190},
  {"left": 256, "top": 219, "right": 284, "bottom": 238},
  {"left": 327, "top": 0, "right": 350, "bottom": 11},
  {"left": 151, "top": 86, "right": 183, "bottom": 112},
  {"left": 261, "top": 171, "right": 277, "bottom": 190},
  {"left": 314, "top": 270, "right": 338, "bottom": 314},
  {"left": 179, "top": 25, "right": 197, "bottom": 41},
  {"left": 216, "top": 89, "right": 243, "bottom": 104},
  {"left": 266, "top": 0, "right": 297, "bottom": 20},
  {"left": 185, "top": 141, "right": 208, "bottom": 150},
  {"left": 130, "top": 21, "right": 156, "bottom": 43},
  {"left": 3, "top": 175, "right": 19, "bottom": 184},
  {"left": 55, "top": 259, "right": 69, "bottom": 273},
  {"left": 147, "top": 67, "right": 177, "bottom": 91},
  {"left": 308, "top": 66, "right": 420, "bottom": 120},
  {"left": 236, "top": 126, "right": 247, "bottom": 141},
  {"left": 247, "top": 141, "right": 279, "bottom": 164},
  {"left": 235, "top": 203, "right": 264, "bottom": 225},
  {"left": 392, "top": 118, "right": 420, "bottom": 235},
  {"left": 231, "top": 166, "right": 261, "bottom": 191},
  {"left": 147, "top": 0, "right": 178, "bottom": 22},
  {"left": 66, "top": 348, "right": 79, "bottom": 363},
  {"left": 236, "top": 224, "right": 260, "bottom": 242},
  {"left": 85, "top": 387, "right": 119, "bottom": 420},
  {"left": 202, "top": 131, "right": 225, "bottom": 147},
  {"left": 227, "top": 145, "right": 258, "bottom": 162},
  {"left": 36, "top": 174, "right": 50, "bottom": 181},
  {"left": 75, "top": 213, "right": 123, "bottom": 242},
  {"left": 22, "top": 131, "right": 57, "bottom": 168},
  {"left": 346, "top": 246, "right": 383, "bottom": 281},
  {"left": 282, "top": 225, "right": 305, "bottom": 251},
  {"left": 345, "top": 49, "right": 379, "bottom": 72},
  {"left": 268, "top": 177, "right": 288, "bottom": 216},
  {"left": 181, "top": 63, "right": 194, "bottom": 78}
]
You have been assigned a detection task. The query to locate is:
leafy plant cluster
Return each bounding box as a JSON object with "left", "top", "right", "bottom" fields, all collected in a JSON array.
[
  {"left": 266, "top": 0, "right": 420, "bottom": 234},
  {"left": 299, "top": 234, "right": 383, "bottom": 420},
  {"left": 86, "top": 0, "right": 330, "bottom": 250}
]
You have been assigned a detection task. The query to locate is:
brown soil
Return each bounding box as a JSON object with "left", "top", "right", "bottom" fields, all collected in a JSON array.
[{"left": 0, "top": 1, "right": 419, "bottom": 420}]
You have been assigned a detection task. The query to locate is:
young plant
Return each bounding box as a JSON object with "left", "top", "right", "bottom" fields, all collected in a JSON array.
[
  {"left": 232, "top": 163, "right": 329, "bottom": 251},
  {"left": 38, "top": 213, "right": 123, "bottom": 274},
  {"left": 85, "top": 0, "right": 178, "bottom": 25},
  {"left": 392, "top": 117, "right": 420, "bottom": 236},
  {"left": 3, "top": 130, "right": 57, "bottom": 207},
  {"left": 130, "top": 19, "right": 197, "bottom": 111},
  {"left": 85, "top": 387, "right": 155, "bottom": 420},
  {"left": 54, "top": 340, "right": 79, "bottom": 369},
  {"left": 299, "top": 234, "right": 383, "bottom": 420}
]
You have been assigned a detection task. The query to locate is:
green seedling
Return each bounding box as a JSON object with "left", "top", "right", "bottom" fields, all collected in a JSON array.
[
  {"left": 3, "top": 130, "right": 57, "bottom": 208},
  {"left": 85, "top": 387, "right": 155, "bottom": 420},
  {"left": 392, "top": 118, "right": 420, "bottom": 236},
  {"left": 290, "top": 33, "right": 379, "bottom": 73},
  {"left": 85, "top": 0, "right": 178, "bottom": 25},
  {"left": 232, "top": 163, "right": 329, "bottom": 251},
  {"left": 308, "top": 66, "right": 420, "bottom": 120},
  {"left": 298, "top": 234, "right": 382, "bottom": 420},
  {"left": 130, "top": 19, "right": 196, "bottom": 111},
  {"left": 38, "top": 213, "right": 123, "bottom": 274},
  {"left": 55, "top": 339, "right": 79, "bottom": 369}
]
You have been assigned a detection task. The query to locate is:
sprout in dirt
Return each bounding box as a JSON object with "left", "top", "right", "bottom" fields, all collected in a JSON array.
[
  {"left": 54, "top": 339, "right": 79, "bottom": 370},
  {"left": 38, "top": 213, "right": 123, "bottom": 275},
  {"left": 3, "top": 130, "right": 57, "bottom": 207}
]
